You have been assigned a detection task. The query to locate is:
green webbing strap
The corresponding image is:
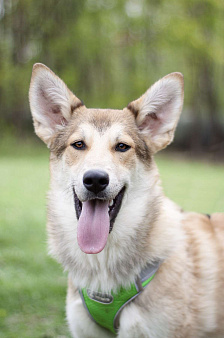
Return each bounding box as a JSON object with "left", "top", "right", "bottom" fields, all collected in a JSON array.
[{"left": 80, "top": 274, "right": 155, "bottom": 334}]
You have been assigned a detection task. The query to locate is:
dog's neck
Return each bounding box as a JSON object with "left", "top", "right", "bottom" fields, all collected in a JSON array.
[{"left": 47, "top": 163, "right": 183, "bottom": 293}]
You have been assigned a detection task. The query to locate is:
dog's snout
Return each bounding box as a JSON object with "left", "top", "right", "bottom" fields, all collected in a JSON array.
[{"left": 83, "top": 170, "right": 109, "bottom": 194}]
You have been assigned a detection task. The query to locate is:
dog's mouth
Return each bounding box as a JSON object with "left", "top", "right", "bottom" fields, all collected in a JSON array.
[{"left": 73, "top": 187, "right": 125, "bottom": 255}]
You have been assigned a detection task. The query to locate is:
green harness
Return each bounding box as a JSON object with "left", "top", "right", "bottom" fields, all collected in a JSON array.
[{"left": 79, "top": 261, "right": 160, "bottom": 334}]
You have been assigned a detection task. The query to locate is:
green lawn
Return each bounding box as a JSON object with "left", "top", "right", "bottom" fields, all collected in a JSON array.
[
  {"left": 0, "top": 147, "right": 70, "bottom": 338},
  {"left": 157, "top": 153, "right": 224, "bottom": 214},
  {"left": 0, "top": 143, "right": 223, "bottom": 337}
]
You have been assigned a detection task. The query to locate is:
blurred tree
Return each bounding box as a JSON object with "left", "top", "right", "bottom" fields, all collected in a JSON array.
[
  {"left": 160, "top": 0, "right": 224, "bottom": 150},
  {"left": 0, "top": 0, "right": 223, "bottom": 154}
]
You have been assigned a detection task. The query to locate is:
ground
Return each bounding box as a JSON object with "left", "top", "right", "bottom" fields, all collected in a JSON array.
[{"left": 0, "top": 138, "right": 223, "bottom": 337}]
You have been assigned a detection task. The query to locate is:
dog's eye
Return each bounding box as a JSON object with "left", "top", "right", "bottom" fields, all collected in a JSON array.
[
  {"left": 71, "top": 141, "right": 86, "bottom": 150},
  {"left": 115, "top": 143, "right": 131, "bottom": 152}
]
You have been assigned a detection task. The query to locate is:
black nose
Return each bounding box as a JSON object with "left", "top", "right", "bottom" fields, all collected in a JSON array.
[{"left": 83, "top": 170, "right": 109, "bottom": 194}]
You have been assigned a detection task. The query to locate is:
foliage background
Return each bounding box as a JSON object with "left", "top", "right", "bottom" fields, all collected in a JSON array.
[{"left": 0, "top": 0, "right": 224, "bottom": 154}]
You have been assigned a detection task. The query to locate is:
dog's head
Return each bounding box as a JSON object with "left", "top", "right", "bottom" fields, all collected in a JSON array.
[{"left": 29, "top": 64, "right": 184, "bottom": 255}]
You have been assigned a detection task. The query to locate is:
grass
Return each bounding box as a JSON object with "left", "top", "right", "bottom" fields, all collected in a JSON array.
[
  {"left": 157, "top": 153, "right": 224, "bottom": 214},
  {"left": 0, "top": 140, "right": 223, "bottom": 337},
  {"left": 0, "top": 142, "right": 70, "bottom": 338}
]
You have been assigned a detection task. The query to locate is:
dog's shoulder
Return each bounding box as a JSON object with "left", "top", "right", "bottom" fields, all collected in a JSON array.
[
  {"left": 183, "top": 211, "right": 224, "bottom": 242},
  {"left": 210, "top": 213, "right": 224, "bottom": 235},
  {"left": 182, "top": 211, "right": 224, "bottom": 290}
]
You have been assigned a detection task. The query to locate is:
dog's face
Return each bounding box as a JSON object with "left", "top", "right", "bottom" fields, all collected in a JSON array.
[{"left": 29, "top": 63, "right": 184, "bottom": 255}]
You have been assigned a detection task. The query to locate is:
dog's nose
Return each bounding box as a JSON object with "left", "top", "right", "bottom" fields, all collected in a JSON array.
[{"left": 83, "top": 170, "right": 109, "bottom": 194}]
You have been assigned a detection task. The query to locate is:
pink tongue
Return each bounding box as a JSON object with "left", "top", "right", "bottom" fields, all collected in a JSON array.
[{"left": 77, "top": 200, "right": 110, "bottom": 254}]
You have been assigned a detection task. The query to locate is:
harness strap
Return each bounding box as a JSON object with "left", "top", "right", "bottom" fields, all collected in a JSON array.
[{"left": 79, "top": 261, "right": 161, "bottom": 334}]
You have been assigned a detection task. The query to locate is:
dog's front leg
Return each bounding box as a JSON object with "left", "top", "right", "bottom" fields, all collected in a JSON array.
[
  {"left": 117, "top": 302, "right": 152, "bottom": 338},
  {"left": 66, "top": 278, "right": 115, "bottom": 338}
]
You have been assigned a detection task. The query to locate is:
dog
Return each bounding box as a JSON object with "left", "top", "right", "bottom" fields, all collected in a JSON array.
[{"left": 29, "top": 63, "right": 224, "bottom": 337}]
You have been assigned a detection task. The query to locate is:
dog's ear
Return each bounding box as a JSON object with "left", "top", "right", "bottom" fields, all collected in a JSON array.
[
  {"left": 29, "top": 63, "right": 84, "bottom": 146},
  {"left": 127, "top": 73, "right": 184, "bottom": 153}
]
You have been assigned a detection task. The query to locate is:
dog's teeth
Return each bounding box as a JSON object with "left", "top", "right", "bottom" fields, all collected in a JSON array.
[{"left": 109, "top": 200, "right": 113, "bottom": 207}]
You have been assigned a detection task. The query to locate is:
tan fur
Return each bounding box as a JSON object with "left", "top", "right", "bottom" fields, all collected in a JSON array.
[{"left": 29, "top": 64, "right": 224, "bottom": 338}]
